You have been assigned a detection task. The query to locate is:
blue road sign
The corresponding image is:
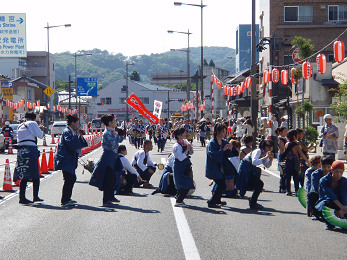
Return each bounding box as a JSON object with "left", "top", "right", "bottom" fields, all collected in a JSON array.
[{"left": 77, "top": 77, "right": 97, "bottom": 96}]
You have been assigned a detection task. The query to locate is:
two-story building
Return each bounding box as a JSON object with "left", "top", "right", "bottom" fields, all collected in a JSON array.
[
  {"left": 258, "top": 0, "right": 347, "bottom": 127},
  {"left": 89, "top": 79, "right": 194, "bottom": 121}
]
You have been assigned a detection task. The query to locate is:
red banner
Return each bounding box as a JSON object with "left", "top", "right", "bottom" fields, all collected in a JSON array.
[{"left": 126, "top": 94, "right": 159, "bottom": 124}]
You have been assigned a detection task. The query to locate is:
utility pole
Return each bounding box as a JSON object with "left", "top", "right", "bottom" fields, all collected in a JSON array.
[{"left": 250, "top": 0, "right": 258, "bottom": 147}]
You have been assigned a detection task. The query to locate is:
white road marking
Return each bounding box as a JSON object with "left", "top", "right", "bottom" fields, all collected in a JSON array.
[{"left": 170, "top": 197, "right": 201, "bottom": 260}]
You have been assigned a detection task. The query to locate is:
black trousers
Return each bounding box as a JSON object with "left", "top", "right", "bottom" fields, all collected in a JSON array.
[
  {"left": 176, "top": 188, "right": 189, "bottom": 203},
  {"left": 121, "top": 174, "right": 137, "bottom": 192},
  {"left": 157, "top": 137, "right": 166, "bottom": 151},
  {"left": 307, "top": 191, "right": 320, "bottom": 218},
  {"left": 62, "top": 171, "right": 76, "bottom": 204},
  {"left": 200, "top": 136, "right": 206, "bottom": 146},
  {"left": 103, "top": 167, "right": 116, "bottom": 204},
  {"left": 248, "top": 174, "right": 264, "bottom": 205},
  {"left": 285, "top": 168, "right": 299, "bottom": 193},
  {"left": 208, "top": 178, "right": 226, "bottom": 205},
  {"left": 19, "top": 179, "right": 40, "bottom": 200}
]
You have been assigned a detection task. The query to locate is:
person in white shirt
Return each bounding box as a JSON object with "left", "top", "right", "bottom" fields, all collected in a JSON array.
[
  {"left": 13, "top": 112, "right": 45, "bottom": 204},
  {"left": 117, "top": 145, "right": 142, "bottom": 195},
  {"left": 132, "top": 139, "right": 157, "bottom": 187}
]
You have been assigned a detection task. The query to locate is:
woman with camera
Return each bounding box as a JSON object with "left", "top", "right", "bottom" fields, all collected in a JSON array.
[
  {"left": 54, "top": 114, "right": 88, "bottom": 207},
  {"left": 89, "top": 114, "right": 124, "bottom": 207}
]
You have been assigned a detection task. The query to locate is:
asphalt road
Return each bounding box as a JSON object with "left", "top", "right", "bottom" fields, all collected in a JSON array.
[{"left": 0, "top": 136, "right": 346, "bottom": 260}]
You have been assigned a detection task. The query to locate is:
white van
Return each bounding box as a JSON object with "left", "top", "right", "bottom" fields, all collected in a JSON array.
[{"left": 51, "top": 121, "right": 67, "bottom": 136}]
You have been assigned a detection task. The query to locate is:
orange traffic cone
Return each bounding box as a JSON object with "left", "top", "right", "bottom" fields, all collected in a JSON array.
[
  {"left": 40, "top": 149, "right": 49, "bottom": 174},
  {"left": 8, "top": 139, "right": 13, "bottom": 154},
  {"left": 43, "top": 135, "right": 47, "bottom": 146},
  {"left": 51, "top": 134, "right": 55, "bottom": 144},
  {"left": 48, "top": 147, "right": 54, "bottom": 171},
  {"left": 1, "top": 159, "right": 16, "bottom": 192}
]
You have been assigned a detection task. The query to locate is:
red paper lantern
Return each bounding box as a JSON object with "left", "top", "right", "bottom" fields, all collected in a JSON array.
[
  {"left": 224, "top": 86, "right": 228, "bottom": 96},
  {"left": 36, "top": 100, "right": 40, "bottom": 107},
  {"left": 281, "top": 70, "right": 288, "bottom": 85},
  {"left": 316, "top": 54, "right": 327, "bottom": 74},
  {"left": 53, "top": 106, "right": 56, "bottom": 111},
  {"left": 291, "top": 68, "right": 298, "bottom": 84},
  {"left": 47, "top": 103, "right": 51, "bottom": 109},
  {"left": 263, "top": 70, "right": 270, "bottom": 84},
  {"left": 212, "top": 74, "right": 215, "bottom": 83},
  {"left": 302, "top": 61, "right": 312, "bottom": 79},
  {"left": 233, "top": 87, "right": 237, "bottom": 96},
  {"left": 6, "top": 100, "right": 9, "bottom": 107},
  {"left": 272, "top": 68, "right": 279, "bottom": 83},
  {"left": 245, "top": 77, "right": 252, "bottom": 89},
  {"left": 228, "top": 87, "right": 232, "bottom": 96},
  {"left": 241, "top": 82, "right": 246, "bottom": 93},
  {"left": 57, "top": 105, "right": 61, "bottom": 110},
  {"left": 334, "top": 40, "right": 345, "bottom": 63},
  {"left": 29, "top": 103, "right": 32, "bottom": 109},
  {"left": 33, "top": 103, "right": 36, "bottom": 109},
  {"left": 26, "top": 102, "right": 29, "bottom": 108},
  {"left": 217, "top": 81, "right": 222, "bottom": 90},
  {"left": 236, "top": 85, "right": 241, "bottom": 95}
]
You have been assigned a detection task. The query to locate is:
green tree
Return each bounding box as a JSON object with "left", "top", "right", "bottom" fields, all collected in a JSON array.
[
  {"left": 331, "top": 81, "right": 347, "bottom": 119},
  {"left": 203, "top": 58, "right": 208, "bottom": 66},
  {"left": 208, "top": 59, "right": 215, "bottom": 67},
  {"left": 291, "top": 36, "right": 315, "bottom": 129},
  {"left": 130, "top": 70, "right": 140, "bottom": 81}
]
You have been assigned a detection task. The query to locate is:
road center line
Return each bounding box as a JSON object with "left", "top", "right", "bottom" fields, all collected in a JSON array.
[{"left": 170, "top": 197, "right": 201, "bottom": 260}]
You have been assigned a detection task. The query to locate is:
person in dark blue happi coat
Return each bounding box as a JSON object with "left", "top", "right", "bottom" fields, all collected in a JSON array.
[
  {"left": 307, "top": 155, "right": 333, "bottom": 219},
  {"left": 236, "top": 139, "right": 274, "bottom": 209},
  {"left": 205, "top": 123, "right": 233, "bottom": 208},
  {"left": 89, "top": 114, "right": 124, "bottom": 207},
  {"left": 304, "top": 156, "right": 321, "bottom": 217},
  {"left": 152, "top": 153, "right": 177, "bottom": 196},
  {"left": 54, "top": 114, "right": 88, "bottom": 207},
  {"left": 172, "top": 127, "right": 194, "bottom": 207},
  {"left": 315, "top": 161, "right": 347, "bottom": 230}
]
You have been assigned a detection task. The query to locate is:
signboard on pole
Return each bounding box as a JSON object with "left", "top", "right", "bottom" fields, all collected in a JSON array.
[
  {"left": 153, "top": 100, "right": 162, "bottom": 119},
  {"left": 292, "top": 48, "right": 303, "bottom": 64},
  {"left": 1, "top": 82, "right": 13, "bottom": 120},
  {"left": 77, "top": 77, "right": 97, "bottom": 96},
  {"left": 0, "top": 13, "right": 26, "bottom": 57}
]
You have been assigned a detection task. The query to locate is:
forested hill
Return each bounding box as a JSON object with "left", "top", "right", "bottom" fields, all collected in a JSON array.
[{"left": 54, "top": 46, "right": 235, "bottom": 88}]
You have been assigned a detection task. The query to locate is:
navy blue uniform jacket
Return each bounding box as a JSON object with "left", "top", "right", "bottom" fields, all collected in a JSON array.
[
  {"left": 205, "top": 138, "right": 232, "bottom": 180},
  {"left": 54, "top": 127, "right": 88, "bottom": 174}
]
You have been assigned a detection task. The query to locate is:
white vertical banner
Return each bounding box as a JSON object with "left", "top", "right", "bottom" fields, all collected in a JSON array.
[{"left": 153, "top": 100, "right": 162, "bottom": 119}]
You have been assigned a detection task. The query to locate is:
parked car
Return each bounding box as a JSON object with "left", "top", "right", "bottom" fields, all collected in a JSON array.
[
  {"left": 9, "top": 124, "right": 20, "bottom": 144},
  {"left": 51, "top": 121, "right": 67, "bottom": 136}
]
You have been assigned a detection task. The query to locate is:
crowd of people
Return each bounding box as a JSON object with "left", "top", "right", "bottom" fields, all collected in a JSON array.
[{"left": 10, "top": 111, "right": 347, "bottom": 230}]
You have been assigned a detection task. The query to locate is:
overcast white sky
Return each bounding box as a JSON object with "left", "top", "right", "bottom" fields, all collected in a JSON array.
[{"left": 2, "top": 0, "right": 253, "bottom": 56}]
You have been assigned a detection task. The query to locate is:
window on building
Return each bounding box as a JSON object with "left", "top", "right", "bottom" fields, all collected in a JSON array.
[
  {"left": 106, "top": 97, "right": 111, "bottom": 104},
  {"left": 27, "top": 89, "right": 31, "bottom": 100},
  {"left": 327, "top": 54, "right": 335, "bottom": 62},
  {"left": 284, "top": 55, "right": 294, "bottom": 65},
  {"left": 119, "top": 97, "right": 126, "bottom": 104},
  {"left": 328, "top": 5, "right": 347, "bottom": 21},
  {"left": 140, "top": 97, "right": 149, "bottom": 104},
  {"left": 100, "top": 98, "right": 106, "bottom": 104},
  {"left": 284, "top": 6, "right": 313, "bottom": 22}
]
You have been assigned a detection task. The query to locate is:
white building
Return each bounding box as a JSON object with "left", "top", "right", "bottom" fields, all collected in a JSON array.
[{"left": 89, "top": 79, "right": 193, "bottom": 121}]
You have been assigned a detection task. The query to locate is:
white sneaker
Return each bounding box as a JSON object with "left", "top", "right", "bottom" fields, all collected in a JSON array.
[{"left": 174, "top": 202, "right": 187, "bottom": 207}]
